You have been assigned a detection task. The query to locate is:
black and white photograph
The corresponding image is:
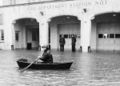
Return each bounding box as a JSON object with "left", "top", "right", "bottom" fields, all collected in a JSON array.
[{"left": 0, "top": 0, "right": 120, "bottom": 86}]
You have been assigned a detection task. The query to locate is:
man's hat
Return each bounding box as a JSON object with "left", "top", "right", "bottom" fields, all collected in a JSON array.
[{"left": 42, "top": 45, "right": 50, "bottom": 52}]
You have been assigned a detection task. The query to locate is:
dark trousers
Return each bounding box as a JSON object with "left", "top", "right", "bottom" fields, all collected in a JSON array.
[
  {"left": 60, "top": 45, "right": 64, "bottom": 51},
  {"left": 72, "top": 44, "right": 76, "bottom": 52}
]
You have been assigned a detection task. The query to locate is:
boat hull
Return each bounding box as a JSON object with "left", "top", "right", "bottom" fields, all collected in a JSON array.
[{"left": 17, "top": 59, "right": 73, "bottom": 70}]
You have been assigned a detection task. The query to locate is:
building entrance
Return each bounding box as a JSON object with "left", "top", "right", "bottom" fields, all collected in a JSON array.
[
  {"left": 97, "top": 22, "right": 120, "bottom": 51},
  {"left": 14, "top": 18, "right": 39, "bottom": 50},
  {"left": 58, "top": 23, "right": 80, "bottom": 50}
]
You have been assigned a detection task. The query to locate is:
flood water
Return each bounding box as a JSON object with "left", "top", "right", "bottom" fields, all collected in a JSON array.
[{"left": 0, "top": 50, "right": 120, "bottom": 86}]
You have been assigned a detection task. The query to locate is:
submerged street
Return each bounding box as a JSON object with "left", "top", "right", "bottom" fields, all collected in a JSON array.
[{"left": 0, "top": 50, "right": 120, "bottom": 86}]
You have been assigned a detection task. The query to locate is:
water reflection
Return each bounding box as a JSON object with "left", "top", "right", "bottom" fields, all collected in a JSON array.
[
  {"left": 0, "top": 50, "right": 120, "bottom": 85},
  {"left": 79, "top": 53, "right": 92, "bottom": 81}
]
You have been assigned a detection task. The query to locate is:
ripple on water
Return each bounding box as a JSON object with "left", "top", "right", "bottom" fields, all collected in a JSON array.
[{"left": 0, "top": 50, "right": 120, "bottom": 86}]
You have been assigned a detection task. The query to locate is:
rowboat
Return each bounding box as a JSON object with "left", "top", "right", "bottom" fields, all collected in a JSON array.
[{"left": 17, "top": 59, "right": 73, "bottom": 70}]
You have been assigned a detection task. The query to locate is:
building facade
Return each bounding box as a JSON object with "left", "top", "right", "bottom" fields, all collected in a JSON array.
[{"left": 0, "top": 0, "right": 120, "bottom": 52}]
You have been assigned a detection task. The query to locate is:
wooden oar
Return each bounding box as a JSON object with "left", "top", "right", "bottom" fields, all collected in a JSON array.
[{"left": 20, "top": 56, "right": 41, "bottom": 72}]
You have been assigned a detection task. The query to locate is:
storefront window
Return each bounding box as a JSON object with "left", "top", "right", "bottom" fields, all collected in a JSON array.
[
  {"left": 109, "top": 34, "right": 114, "bottom": 38},
  {"left": 98, "top": 34, "right": 114, "bottom": 38},
  {"left": 64, "top": 34, "right": 68, "bottom": 38},
  {"left": 98, "top": 33, "right": 120, "bottom": 38},
  {"left": 15, "top": 31, "right": 19, "bottom": 41},
  {"left": 32, "top": 30, "right": 39, "bottom": 41},
  {"left": 98, "top": 34, "right": 103, "bottom": 38},
  {"left": 115, "top": 34, "right": 120, "bottom": 38},
  {"left": 1, "top": 30, "right": 4, "bottom": 40},
  {"left": 60, "top": 34, "right": 80, "bottom": 39},
  {"left": 103, "top": 34, "right": 108, "bottom": 38},
  {"left": 0, "top": 30, "right": 4, "bottom": 42}
]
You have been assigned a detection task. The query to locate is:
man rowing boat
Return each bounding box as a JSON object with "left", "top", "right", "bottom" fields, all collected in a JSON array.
[{"left": 38, "top": 45, "right": 53, "bottom": 63}]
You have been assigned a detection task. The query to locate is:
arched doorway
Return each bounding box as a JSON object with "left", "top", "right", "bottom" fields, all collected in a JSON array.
[
  {"left": 50, "top": 15, "right": 80, "bottom": 51},
  {"left": 14, "top": 18, "right": 39, "bottom": 50},
  {"left": 94, "top": 13, "right": 120, "bottom": 51}
]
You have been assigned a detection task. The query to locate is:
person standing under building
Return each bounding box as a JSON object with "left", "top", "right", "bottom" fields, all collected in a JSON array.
[
  {"left": 71, "top": 35, "right": 76, "bottom": 52},
  {"left": 59, "top": 35, "right": 65, "bottom": 51}
]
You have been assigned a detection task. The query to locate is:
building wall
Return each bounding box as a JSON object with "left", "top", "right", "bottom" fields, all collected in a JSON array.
[
  {"left": 0, "top": 0, "right": 120, "bottom": 51},
  {"left": 91, "top": 21, "right": 97, "bottom": 51},
  {"left": 50, "top": 23, "right": 58, "bottom": 49}
]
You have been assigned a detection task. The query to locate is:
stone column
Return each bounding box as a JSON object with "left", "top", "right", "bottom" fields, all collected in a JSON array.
[
  {"left": 80, "top": 18, "right": 92, "bottom": 52},
  {"left": 11, "top": 21, "right": 16, "bottom": 50},
  {"left": 38, "top": 19, "right": 49, "bottom": 50}
]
